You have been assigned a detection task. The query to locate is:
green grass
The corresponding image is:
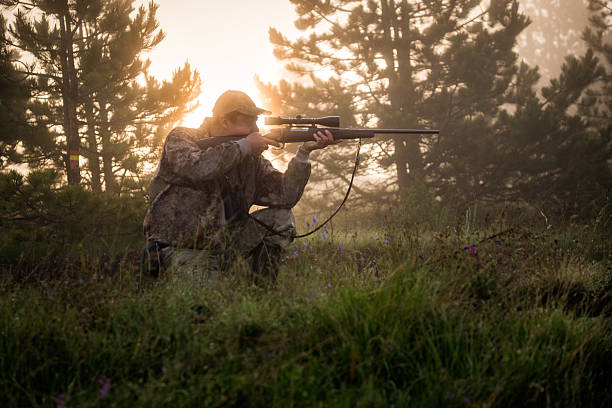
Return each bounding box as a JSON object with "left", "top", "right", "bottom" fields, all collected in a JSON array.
[{"left": 1, "top": 212, "right": 610, "bottom": 407}]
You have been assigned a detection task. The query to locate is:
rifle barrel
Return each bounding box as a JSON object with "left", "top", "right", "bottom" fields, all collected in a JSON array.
[{"left": 372, "top": 129, "right": 440, "bottom": 134}]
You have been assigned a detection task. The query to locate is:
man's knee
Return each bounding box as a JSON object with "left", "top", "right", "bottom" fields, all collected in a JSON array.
[
  {"left": 227, "top": 208, "right": 296, "bottom": 258},
  {"left": 250, "top": 208, "right": 295, "bottom": 230}
]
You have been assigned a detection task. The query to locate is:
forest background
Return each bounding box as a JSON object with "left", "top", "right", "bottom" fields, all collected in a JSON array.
[
  {"left": 0, "top": 1, "right": 611, "bottom": 406},
  {"left": 0, "top": 0, "right": 610, "bottom": 261}
]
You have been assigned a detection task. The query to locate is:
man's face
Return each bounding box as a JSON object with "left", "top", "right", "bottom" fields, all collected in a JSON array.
[{"left": 223, "top": 113, "right": 259, "bottom": 135}]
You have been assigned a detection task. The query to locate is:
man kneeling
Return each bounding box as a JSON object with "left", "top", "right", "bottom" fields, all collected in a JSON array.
[{"left": 142, "top": 90, "right": 338, "bottom": 284}]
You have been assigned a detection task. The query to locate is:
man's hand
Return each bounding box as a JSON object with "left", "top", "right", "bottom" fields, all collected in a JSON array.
[
  {"left": 246, "top": 132, "right": 281, "bottom": 155},
  {"left": 301, "top": 129, "right": 342, "bottom": 152}
]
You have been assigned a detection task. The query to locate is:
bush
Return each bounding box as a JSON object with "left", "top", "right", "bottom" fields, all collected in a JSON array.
[{"left": 0, "top": 169, "right": 146, "bottom": 264}]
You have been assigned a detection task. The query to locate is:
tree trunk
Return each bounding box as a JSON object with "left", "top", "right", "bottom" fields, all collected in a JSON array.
[
  {"left": 99, "top": 102, "right": 119, "bottom": 194},
  {"left": 59, "top": 8, "right": 80, "bottom": 185},
  {"left": 85, "top": 102, "right": 102, "bottom": 194},
  {"left": 380, "top": 0, "right": 422, "bottom": 192}
]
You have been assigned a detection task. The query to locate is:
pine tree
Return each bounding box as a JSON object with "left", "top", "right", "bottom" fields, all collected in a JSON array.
[
  {"left": 1, "top": 0, "right": 201, "bottom": 192},
  {"left": 268, "top": 0, "right": 530, "bottom": 201},
  {"left": 1, "top": 0, "right": 83, "bottom": 182},
  {"left": 0, "top": 14, "right": 52, "bottom": 168},
  {"left": 76, "top": 1, "right": 201, "bottom": 194},
  {"left": 493, "top": 52, "right": 609, "bottom": 216},
  {"left": 431, "top": 0, "right": 611, "bottom": 217},
  {"left": 582, "top": 0, "right": 611, "bottom": 129}
]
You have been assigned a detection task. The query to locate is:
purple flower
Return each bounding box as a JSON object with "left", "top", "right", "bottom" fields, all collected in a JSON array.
[
  {"left": 293, "top": 251, "right": 299, "bottom": 257},
  {"left": 293, "top": 244, "right": 298, "bottom": 250},
  {"left": 306, "top": 221, "right": 311, "bottom": 227},
  {"left": 303, "top": 242, "right": 307, "bottom": 247},
  {"left": 324, "top": 226, "right": 329, "bottom": 234},
  {"left": 312, "top": 216, "right": 317, "bottom": 224},
  {"left": 375, "top": 237, "right": 380, "bottom": 241},
  {"left": 322, "top": 232, "right": 327, "bottom": 240},
  {"left": 56, "top": 394, "right": 70, "bottom": 408},
  {"left": 98, "top": 377, "right": 110, "bottom": 399},
  {"left": 464, "top": 245, "right": 479, "bottom": 258},
  {"left": 338, "top": 244, "right": 343, "bottom": 253},
  {"left": 412, "top": 233, "right": 417, "bottom": 238},
  {"left": 327, "top": 282, "right": 332, "bottom": 288},
  {"left": 392, "top": 209, "right": 397, "bottom": 215},
  {"left": 385, "top": 237, "right": 391, "bottom": 244}
]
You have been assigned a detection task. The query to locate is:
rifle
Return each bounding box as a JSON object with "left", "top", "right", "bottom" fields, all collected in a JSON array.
[
  {"left": 262, "top": 116, "right": 439, "bottom": 144},
  {"left": 195, "top": 116, "right": 439, "bottom": 150}
]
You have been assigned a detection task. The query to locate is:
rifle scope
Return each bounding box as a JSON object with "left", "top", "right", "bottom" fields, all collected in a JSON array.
[{"left": 264, "top": 116, "right": 340, "bottom": 127}]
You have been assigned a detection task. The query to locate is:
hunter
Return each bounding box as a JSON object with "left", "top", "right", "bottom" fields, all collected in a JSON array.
[{"left": 142, "top": 90, "right": 339, "bottom": 283}]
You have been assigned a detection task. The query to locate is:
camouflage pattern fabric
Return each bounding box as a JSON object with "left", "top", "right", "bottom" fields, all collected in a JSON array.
[
  {"left": 160, "top": 208, "right": 296, "bottom": 285},
  {"left": 143, "top": 126, "right": 311, "bottom": 249}
]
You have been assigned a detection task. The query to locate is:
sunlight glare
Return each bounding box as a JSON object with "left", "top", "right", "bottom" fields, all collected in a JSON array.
[{"left": 140, "top": 0, "right": 300, "bottom": 130}]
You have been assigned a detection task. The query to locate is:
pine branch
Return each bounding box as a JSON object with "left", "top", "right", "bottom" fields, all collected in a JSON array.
[{"left": 12, "top": 67, "right": 61, "bottom": 82}]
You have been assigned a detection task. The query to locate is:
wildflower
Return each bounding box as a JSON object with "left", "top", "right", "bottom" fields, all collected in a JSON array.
[
  {"left": 98, "top": 377, "right": 110, "bottom": 399},
  {"left": 306, "top": 221, "right": 311, "bottom": 228},
  {"left": 338, "top": 244, "right": 343, "bottom": 254},
  {"left": 308, "top": 245, "right": 313, "bottom": 251},
  {"left": 392, "top": 209, "right": 397, "bottom": 215},
  {"left": 322, "top": 232, "right": 327, "bottom": 240},
  {"left": 312, "top": 216, "right": 317, "bottom": 224},
  {"left": 293, "top": 244, "right": 298, "bottom": 250},
  {"left": 412, "top": 233, "right": 417, "bottom": 238},
  {"left": 464, "top": 245, "right": 478, "bottom": 256},
  {"left": 324, "top": 226, "right": 329, "bottom": 234},
  {"left": 327, "top": 282, "right": 332, "bottom": 288},
  {"left": 303, "top": 242, "right": 307, "bottom": 247},
  {"left": 375, "top": 237, "right": 380, "bottom": 241},
  {"left": 385, "top": 236, "right": 391, "bottom": 244},
  {"left": 293, "top": 251, "right": 299, "bottom": 257},
  {"left": 55, "top": 394, "right": 70, "bottom": 408},
  {"left": 464, "top": 245, "right": 479, "bottom": 259}
]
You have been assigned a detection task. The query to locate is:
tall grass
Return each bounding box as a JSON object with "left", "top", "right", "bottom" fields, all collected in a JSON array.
[{"left": 1, "top": 204, "right": 610, "bottom": 407}]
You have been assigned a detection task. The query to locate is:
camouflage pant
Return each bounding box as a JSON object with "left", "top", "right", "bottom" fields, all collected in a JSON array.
[{"left": 161, "top": 208, "right": 296, "bottom": 284}]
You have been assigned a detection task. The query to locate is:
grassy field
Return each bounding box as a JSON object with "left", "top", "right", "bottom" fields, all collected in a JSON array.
[{"left": 1, "top": 206, "right": 610, "bottom": 407}]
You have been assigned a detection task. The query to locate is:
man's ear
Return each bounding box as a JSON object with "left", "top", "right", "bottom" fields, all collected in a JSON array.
[
  {"left": 218, "top": 117, "right": 227, "bottom": 128},
  {"left": 218, "top": 116, "right": 231, "bottom": 131}
]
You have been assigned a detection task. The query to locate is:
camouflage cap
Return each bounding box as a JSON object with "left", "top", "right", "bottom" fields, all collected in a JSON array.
[{"left": 212, "top": 90, "right": 271, "bottom": 117}]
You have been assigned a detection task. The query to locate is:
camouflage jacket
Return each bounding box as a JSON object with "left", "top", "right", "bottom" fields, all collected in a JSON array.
[{"left": 143, "top": 127, "right": 311, "bottom": 248}]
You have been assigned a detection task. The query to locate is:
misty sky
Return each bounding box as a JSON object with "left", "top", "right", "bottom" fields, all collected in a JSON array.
[
  {"left": 141, "top": 0, "right": 301, "bottom": 127},
  {"left": 140, "top": 0, "right": 596, "bottom": 128}
]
